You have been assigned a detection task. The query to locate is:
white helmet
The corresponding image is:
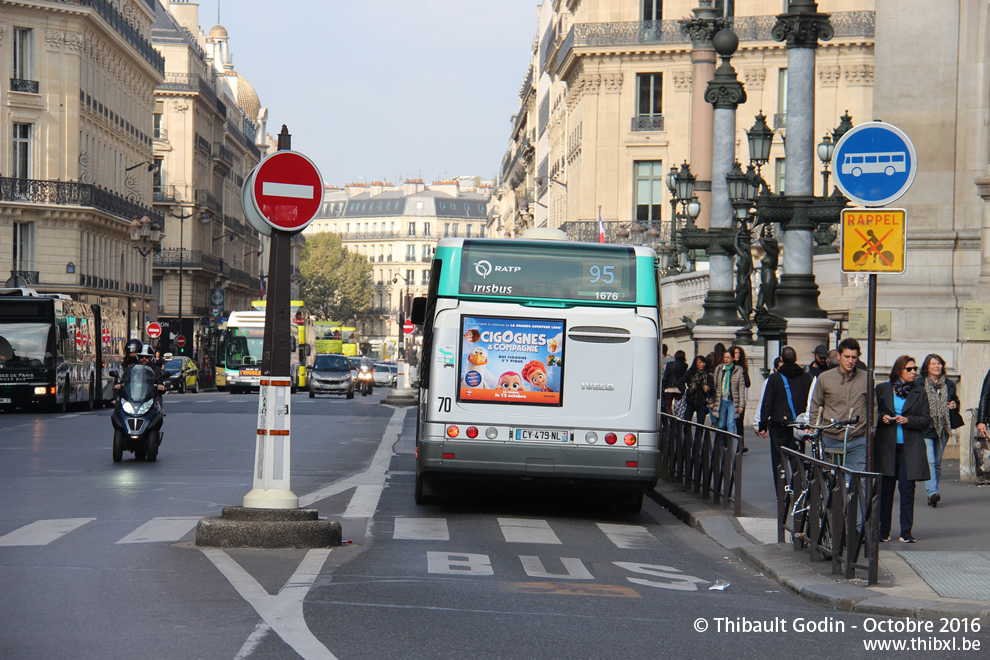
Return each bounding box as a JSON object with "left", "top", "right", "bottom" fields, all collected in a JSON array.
[{"left": 138, "top": 344, "right": 155, "bottom": 357}]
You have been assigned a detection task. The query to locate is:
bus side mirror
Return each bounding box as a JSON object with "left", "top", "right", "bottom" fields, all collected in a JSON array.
[
  {"left": 108, "top": 370, "right": 119, "bottom": 379},
  {"left": 411, "top": 297, "right": 427, "bottom": 325}
]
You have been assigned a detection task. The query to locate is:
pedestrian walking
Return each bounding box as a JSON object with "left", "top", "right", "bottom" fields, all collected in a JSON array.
[
  {"left": 752, "top": 357, "right": 782, "bottom": 435},
  {"left": 710, "top": 349, "right": 746, "bottom": 435},
  {"left": 919, "top": 354, "right": 957, "bottom": 508},
  {"left": 758, "top": 346, "right": 813, "bottom": 495},
  {"left": 678, "top": 355, "right": 714, "bottom": 425},
  {"left": 662, "top": 350, "right": 688, "bottom": 416},
  {"left": 876, "top": 355, "right": 931, "bottom": 543},
  {"left": 806, "top": 344, "right": 831, "bottom": 378},
  {"left": 731, "top": 345, "right": 752, "bottom": 452},
  {"left": 807, "top": 338, "right": 870, "bottom": 472}
]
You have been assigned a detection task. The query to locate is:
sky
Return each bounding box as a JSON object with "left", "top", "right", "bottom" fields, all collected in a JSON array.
[{"left": 188, "top": 0, "right": 539, "bottom": 187}]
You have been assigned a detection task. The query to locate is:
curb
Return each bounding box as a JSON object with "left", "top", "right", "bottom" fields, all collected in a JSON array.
[{"left": 647, "top": 483, "right": 990, "bottom": 624}]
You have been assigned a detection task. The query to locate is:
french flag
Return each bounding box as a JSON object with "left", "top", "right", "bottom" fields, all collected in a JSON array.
[{"left": 598, "top": 209, "right": 606, "bottom": 244}]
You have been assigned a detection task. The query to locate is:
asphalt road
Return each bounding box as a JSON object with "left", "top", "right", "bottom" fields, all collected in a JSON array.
[{"left": 1, "top": 391, "right": 980, "bottom": 659}]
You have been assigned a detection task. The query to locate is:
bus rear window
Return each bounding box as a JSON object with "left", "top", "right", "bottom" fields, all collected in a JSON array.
[
  {"left": 459, "top": 241, "right": 636, "bottom": 303},
  {"left": 458, "top": 315, "right": 564, "bottom": 407}
]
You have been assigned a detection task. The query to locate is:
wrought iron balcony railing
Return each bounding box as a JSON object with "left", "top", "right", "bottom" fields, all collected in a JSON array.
[
  {"left": 153, "top": 185, "right": 179, "bottom": 204},
  {"left": 0, "top": 176, "right": 162, "bottom": 225},
  {"left": 10, "top": 78, "right": 39, "bottom": 93},
  {"left": 632, "top": 115, "right": 664, "bottom": 132},
  {"left": 9, "top": 270, "right": 39, "bottom": 285},
  {"left": 153, "top": 127, "right": 168, "bottom": 141},
  {"left": 213, "top": 143, "right": 233, "bottom": 166},
  {"left": 196, "top": 189, "right": 219, "bottom": 212},
  {"left": 50, "top": 0, "right": 164, "bottom": 73}
]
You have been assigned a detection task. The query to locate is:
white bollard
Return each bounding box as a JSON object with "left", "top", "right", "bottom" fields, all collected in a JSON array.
[
  {"left": 243, "top": 377, "right": 298, "bottom": 509},
  {"left": 397, "top": 358, "right": 407, "bottom": 390}
]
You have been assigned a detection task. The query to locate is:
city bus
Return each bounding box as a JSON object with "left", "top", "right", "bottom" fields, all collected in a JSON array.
[
  {"left": 411, "top": 236, "right": 662, "bottom": 511},
  {"left": 340, "top": 326, "right": 359, "bottom": 356},
  {"left": 0, "top": 289, "right": 126, "bottom": 411},
  {"left": 314, "top": 321, "right": 343, "bottom": 354},
  {"left": 217, "top": 310, "right": 299, "bottom": 394}
]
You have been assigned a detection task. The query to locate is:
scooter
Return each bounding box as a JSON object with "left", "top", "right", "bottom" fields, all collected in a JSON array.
[
  {"left": 357, "top": 363, "right": 374, "bottom": 396},
  {"left": 109, "top": 365, "right": 165, "bottom": 462}
]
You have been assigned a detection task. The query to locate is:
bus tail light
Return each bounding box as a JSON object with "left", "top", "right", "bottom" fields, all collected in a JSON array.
[
  {"left": 626, "top": 461, "right": 638, "bottom": 468},
  {"left": 443, "top": 453, "right": 455, "bottom": 460},
  {"left": 624, "top": 433, "right": 637, "bottom": 446},
  {"left": 585, "top": 432, "right": 598, "bottom": 444},
  {"left": 34, "top": 387, "right": 47, "bottom": 395},
  {"left": 466, "top": 426, "right": 478, "bottom": 438},
  {"left": 604, "top": 432, "right": 617, "bottom": 445},
  {"left": 485, "top": 427, "right": 498, "bottom": 439},
  {"left": 446, "top": 426, "right": 460, "bottom": 438},
  {"left": 49, "top": 386, "right": 57, "bottom": 394}
]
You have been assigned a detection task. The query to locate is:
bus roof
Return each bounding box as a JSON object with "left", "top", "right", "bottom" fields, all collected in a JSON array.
[
  {"left": 227, "top": 310, "right": 266, "bottom": 326},
  {"left": 431, "top": 237, "right": 658, "bottom": 306}
]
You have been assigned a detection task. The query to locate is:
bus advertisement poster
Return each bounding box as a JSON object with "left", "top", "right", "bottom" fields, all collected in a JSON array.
[{"left": 458, "top": 315, "right": 564, "bottom": 406}]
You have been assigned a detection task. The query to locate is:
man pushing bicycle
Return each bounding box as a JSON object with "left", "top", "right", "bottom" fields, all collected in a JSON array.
[{"left": 807, "top": 338, "right": 870, "bottom": 472}]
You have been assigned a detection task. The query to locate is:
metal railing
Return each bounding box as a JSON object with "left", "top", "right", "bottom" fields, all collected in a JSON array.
[
  {"left": 10, "top": 78, "right": 39, "bottom": 93},
  {"left": 631, "top": 115, "right": 664, "bottom": 132},
  {"left": 778, "top": 447, "right": 881, "bottom": 584},
  {"left": 660, "top": 413, "right": 742, "bottom": 516},
  {"left": 51, "top": 0, "right": 164, "bottom": 73},
  {"left": 196, "top": 189, "right": 219, "bottom": 212},
  {"left": 213, "top": 143, "right": 233, "bottom": 166},
  {"left": 9, "top": 270, "right": 39, "bottom": 285},
  {"left": 153, "top": 185, "right": 179, "bottom": 204},
  {"left": 0, "top": 176, "right": 162, "bottom": 225}
]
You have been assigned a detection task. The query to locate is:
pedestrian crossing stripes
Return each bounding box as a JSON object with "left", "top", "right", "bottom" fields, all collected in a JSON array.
[
  {"left": 393, "top": 517, "right": 658, "bottom": 549},
  {"left": 0, "top": 516, "right": 199, "bottom": 547},
  {"left": 0, "top": 518, "right": 94, "bottom": 546}
]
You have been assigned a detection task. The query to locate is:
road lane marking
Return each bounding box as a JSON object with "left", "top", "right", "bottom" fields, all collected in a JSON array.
[
  {"left": 596, "top": 523, "right": 659, "bottom": 549},
  {"left": 116, "top": 517, "right": 199, "bottom": 544},
  {"left": 202, "top": 548, "right": 336, "bottom": 660},
  {"left": 342, "top": 485, "right": 383, "bottom": 518},
  {"left": 0, "top": 518, "right": 95, "bottom": 546},
  {"left": 497, "top": 518, "right": 561, "bottom": 544},
  {"left": 519, "top": 556, "right": 593, "bottom": 580},
  {"left": 394, "top": 517, "right": 449, "bottom": 541}
]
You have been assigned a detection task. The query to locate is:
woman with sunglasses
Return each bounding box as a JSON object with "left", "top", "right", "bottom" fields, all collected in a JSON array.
[{"left": 875, "top": 355, "right": 932, "bottom": 543}]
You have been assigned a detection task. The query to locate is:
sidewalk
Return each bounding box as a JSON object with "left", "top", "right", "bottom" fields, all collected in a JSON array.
[{"left": 649, "top": 428, "right": 990, "bottom": 622}]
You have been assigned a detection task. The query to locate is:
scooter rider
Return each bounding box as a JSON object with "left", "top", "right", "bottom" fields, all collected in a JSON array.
[
  {"left": 115, "top": 345, "right": 166, "bottom": 406},
  {"left": 122, "top": 338, "right": 142, "bottom": 369}
]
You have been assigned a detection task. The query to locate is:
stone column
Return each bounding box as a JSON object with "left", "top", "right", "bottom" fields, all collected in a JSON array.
[
  {"left": 696, "top": 29, "right": 746, "bottom": 328},
  {"left": 771, "top": 0, "right": 833, "bottom": 319},
  {"left": 680, "top": 2, "right": 724, "bottom": 230}
]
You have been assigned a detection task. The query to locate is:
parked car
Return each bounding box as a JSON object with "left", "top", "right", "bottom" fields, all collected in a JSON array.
[
  {"left": 308, "top": 353, "right": 354, "bottom": 398},
  {"left": 162, "top": 355, "right": 199, "bottom": 394},
  {"left": 374, "top": 362, "right": 397, "bottom": 387}
]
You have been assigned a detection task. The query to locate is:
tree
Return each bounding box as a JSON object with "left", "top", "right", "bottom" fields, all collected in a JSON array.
[{"left": 299, "top": 233, "right": 373, "bottom": 322}]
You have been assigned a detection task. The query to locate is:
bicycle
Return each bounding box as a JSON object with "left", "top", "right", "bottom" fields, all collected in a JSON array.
[{"left": 781, "top": 415, "right": 859, "bottom": 555}]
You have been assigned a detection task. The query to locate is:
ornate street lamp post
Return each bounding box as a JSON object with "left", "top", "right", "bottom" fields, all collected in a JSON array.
[
  {"left": 166, "top": 204, "right": 213, "bottom": 355},
  {"left": 129, "top": 216, "right": 161, "bottom": 342}
]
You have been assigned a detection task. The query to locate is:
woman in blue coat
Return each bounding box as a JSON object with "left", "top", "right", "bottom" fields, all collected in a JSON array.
[{"left": 875, "top": 355, "right": 931, "bottom": 544}]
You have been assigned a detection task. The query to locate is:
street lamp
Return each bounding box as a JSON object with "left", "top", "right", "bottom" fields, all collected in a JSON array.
[
  {"left": 129, "top": 216, "right": 161, "bottom": 341},
  {"left": 166, "top": 205, "right": 212, "bottom": 355}
]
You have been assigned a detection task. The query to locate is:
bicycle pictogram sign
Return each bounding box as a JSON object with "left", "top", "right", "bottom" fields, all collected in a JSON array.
[{"left": 840, "top": 208, "right": 906, "bottom": 274}]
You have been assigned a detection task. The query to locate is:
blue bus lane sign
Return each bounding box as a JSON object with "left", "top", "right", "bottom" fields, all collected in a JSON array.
[{"left": 833, "top": 121, "right": 917, "bottom": 207}]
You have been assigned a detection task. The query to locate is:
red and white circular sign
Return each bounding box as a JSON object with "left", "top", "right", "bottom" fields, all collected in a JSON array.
[
  {"left": 251, "top": 150, "right": 324, "bottom": 232},
  {"left": 147, "top": 322, "right": 162, "bottom": 338},
  {"left": 403, "top": 320, "right": 414, "bottom": 335},
  {"left": 74, "top": 329, "right": 82, "bottom": 347},
  {"left": 175, "top": 335, "right": 187, "bottom": 348},
  {"left": 102, "top": 328, "right": 110, "bottom": 344}
]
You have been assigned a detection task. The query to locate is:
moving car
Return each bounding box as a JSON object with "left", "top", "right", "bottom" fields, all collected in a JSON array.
[
  {"left": 374, "top": 362, "right": 397, "bottom": 387},
  {"left": 308, "top": 353, "right": 354, "bottom": 398},
  {"left": 162, "top": 355, "right": 199, "bottom": 393}
]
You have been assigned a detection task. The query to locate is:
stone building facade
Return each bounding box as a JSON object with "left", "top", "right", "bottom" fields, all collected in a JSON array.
[{"left": 0, "top": 0, "right": 165, "bottom": 333}]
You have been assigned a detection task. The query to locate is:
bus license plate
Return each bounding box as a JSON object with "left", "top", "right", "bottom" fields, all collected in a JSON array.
[
  {"left": 242, "top": 370, "right": 261, "bottom": 376},
  {"left": 0, "top": 398, "right": 10, "bottom": 404},
  {"left": 515, "top": 428, "right": 569, "bottom": 442}
]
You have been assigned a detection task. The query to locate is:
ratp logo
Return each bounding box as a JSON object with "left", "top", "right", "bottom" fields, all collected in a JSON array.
[{"left": 474, "top": 260, "right": 492, "bottom": 278}]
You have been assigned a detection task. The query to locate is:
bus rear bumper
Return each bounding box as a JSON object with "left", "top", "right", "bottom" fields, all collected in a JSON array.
[{"left": 416, "top": 438, "right": 659, "bottom": 489}]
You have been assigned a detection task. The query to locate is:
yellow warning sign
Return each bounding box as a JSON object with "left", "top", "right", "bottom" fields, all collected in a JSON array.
[{"left": 840, "top": 208, "right": 907, "bottom": 273}]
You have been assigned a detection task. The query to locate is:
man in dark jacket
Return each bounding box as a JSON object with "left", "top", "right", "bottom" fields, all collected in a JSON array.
[
  {"left": 806, "top": 344, "right": 831, "bottom": 378},
  {"left": 760, "top": 346, "right": 813, "bottom": 495}
]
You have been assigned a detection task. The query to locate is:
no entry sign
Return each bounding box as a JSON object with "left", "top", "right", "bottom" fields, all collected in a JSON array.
[
  {"left": 403, "top": 320, "right": 414, "bottom": 334},
  {"left": 176, "top": 335, "right": 187, "bottom": 348},
  {"left": 250, "top": 150, "right": 324, "bottom": 232},
  {"left": 147, "top": 322, "right": 162, "bottom": 338}
]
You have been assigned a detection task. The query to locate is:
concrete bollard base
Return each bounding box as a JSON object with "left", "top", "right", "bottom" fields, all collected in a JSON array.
[
  {"left": 195, "top": 506, "right": 342, "bottom": 548},
  {"left": 381, "top": 388, "right": 417, "bottom": 407}
]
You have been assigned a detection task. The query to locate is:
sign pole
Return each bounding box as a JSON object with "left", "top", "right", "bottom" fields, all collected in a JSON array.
[
  {"left": 866, "top": 273, "right": 877, "bottom": 472},
  {"left": 244, "top": 126, "right": 299, "bottom": 509}
]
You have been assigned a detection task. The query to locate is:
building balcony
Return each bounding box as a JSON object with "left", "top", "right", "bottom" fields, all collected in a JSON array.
[
  {"left": 195, "top": 133, "right": 212, "bottom": 155},
  {"left": 153, "top": 127, "right": 168, "bottom": 141},
  {"left": 52, "top": 0, "right": 164, "bottom": 73},
  {"left": 0, "top": 176, "right": 162, "bottom": 225},
  {"left": 340, "top": 231, "right": 403, "bottom": 240},
  {"left": 153, "top": 185, "right": 179, "bottom": 204},
  {"left": 213, "top": 143, "right": 233, "bottom": 167},
  {"left": 196, "top": 189, "right": 219, "bottom": 213},
  {"left": 10, "top": 78, "right": 39, "bottom": 94},
  {"left": 631, "top": 115, "right": 664, "bottom": 132}
]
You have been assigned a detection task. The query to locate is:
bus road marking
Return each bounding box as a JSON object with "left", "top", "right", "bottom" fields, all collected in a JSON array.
[
  {"left": 498, "top": 518, "right": 561, "bottom": 544},
  {"left": 394, "top": 518, "right": 449, "bottom": 541},
  {"left": 499, "top": 581, "right": 640, "bottom": 598},
  {"left": 0, "top": 518, "right": 95, "bottom": 546},
  {"left": 596, "top": 523, "right": 659, "bottom": 549}
]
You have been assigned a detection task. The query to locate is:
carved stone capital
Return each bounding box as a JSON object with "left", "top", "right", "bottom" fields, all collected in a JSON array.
[
  {"left": 602, "top": 73, "right": 623, "bottom": 93},
  {"left": 704, "top": 62, "right": 747, "bottom": 109},
  {"left": 46, "top": 30, "right": 63, "bottom": 51},
  {"left": 771, "top": 4, "right": 834, "bottom": 49},
  {"left": 679, "top": 16, "right": 726, "bottom": 49},
  {"left": 844, "top": 64, "right": 874, "bottom": 86},
  {"left": 818, "top": 65, "right": 841, "bottom": 87}
]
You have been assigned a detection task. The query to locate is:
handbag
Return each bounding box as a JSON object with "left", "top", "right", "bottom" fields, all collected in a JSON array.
[
  {"left": 781, "top": 375, "right": 804, "bottom": 441},
  {"left": 950, "top": 394, "right": 965, "bottom": 429}
]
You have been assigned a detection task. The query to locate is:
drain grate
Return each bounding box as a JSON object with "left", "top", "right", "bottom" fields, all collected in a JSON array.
[{"left": 898, "top": 551, "right": 990, "bottom": 600}]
